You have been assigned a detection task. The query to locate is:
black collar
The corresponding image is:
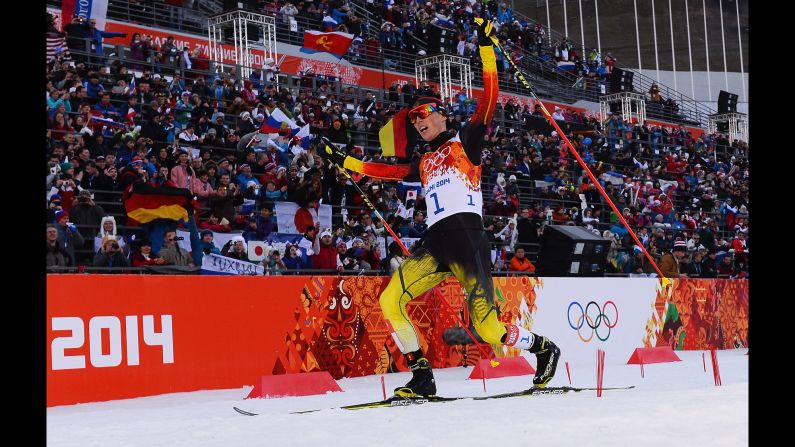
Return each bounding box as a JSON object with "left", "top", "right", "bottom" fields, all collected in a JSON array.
[{"left": 427, "top": 130, "right": 455, "bottom": 151}]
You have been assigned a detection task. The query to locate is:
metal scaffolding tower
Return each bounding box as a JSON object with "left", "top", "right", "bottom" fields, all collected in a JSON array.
[
  {"left": 207, "top": 9, "right": 277, "bottom": 78},
  {"left": 708, "top": 112, "right": 748, "bottom": 142},
  {"left": 600, "top": 92, "right": 647, "bottom": 124},
  {"left": 415, "top": 54, "right": 473, "bottom": 106}
]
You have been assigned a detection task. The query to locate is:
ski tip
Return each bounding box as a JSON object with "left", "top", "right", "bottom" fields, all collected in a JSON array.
[{"left": 233, "top": 406, "right": 259, "bottom": 416}]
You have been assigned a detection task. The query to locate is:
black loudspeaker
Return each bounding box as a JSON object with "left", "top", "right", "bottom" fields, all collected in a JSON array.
[
  {"left": 610, "top": 67, "right": 624, "bottom": 93},
  {"left": 538, "top": 225, "right": 610, "bottom": 277},
  {"left": 609, "top": 68, "right": 635, "bottom": 94},
  {"left": 718, "top": 90, "right": 738, "bottom": 113},
  {"left": 622, "top": 71, "right": 634, "bottom": 91}
]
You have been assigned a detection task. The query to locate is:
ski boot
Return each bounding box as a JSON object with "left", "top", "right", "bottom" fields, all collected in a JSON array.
[
  {"left": 394, "top": 350, "right": 437, "bottom": 397},
  {"left": 528, "top": 335, "right": 560, "bottom": 388}
]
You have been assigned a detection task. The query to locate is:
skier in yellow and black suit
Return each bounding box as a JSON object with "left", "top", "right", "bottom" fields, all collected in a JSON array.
[{"left": 320, "top": 18, "right": 559, "bottom": 397}]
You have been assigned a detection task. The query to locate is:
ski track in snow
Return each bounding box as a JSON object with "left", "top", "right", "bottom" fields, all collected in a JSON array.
[{"left": 48, "top": 350, "right": 748, "bottom": 447}]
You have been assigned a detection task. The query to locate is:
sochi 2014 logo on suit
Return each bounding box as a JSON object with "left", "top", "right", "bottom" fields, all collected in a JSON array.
[{"left": 567, "top": 301, "right": 618, "bottom": 342}]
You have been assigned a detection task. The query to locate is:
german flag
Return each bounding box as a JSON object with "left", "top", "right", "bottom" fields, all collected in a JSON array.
[
  {"left": 122, "top": 183, "right": 195, "bottom": 225},
  {"left": 379, "top": 107, "right": 416, "bottom": 159}
]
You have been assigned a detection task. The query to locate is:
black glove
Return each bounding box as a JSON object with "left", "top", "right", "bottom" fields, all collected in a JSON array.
[
  {"left": 318, "top": 136, "right": 348, "bottom": 167},
  {"left": 475, "top": 18, "right": 496, "bottom": 47}
]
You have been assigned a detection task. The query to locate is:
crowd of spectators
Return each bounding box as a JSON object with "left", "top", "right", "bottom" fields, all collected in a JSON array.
[{"left": 45, "top": 4, "right": 749, "bottom": 279}]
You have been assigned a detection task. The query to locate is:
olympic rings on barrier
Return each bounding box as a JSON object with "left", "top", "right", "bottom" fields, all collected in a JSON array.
[{"left": 567, "top": 300, "right": 619, "bottom": 342}]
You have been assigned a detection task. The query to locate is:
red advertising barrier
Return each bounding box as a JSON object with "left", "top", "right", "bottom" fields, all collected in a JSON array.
[
  {"left": 48, "top": 275, "right": 746, "bottom": 407},
  {"left": 47, "top": 275, "right": 307, "bottom": 406}
]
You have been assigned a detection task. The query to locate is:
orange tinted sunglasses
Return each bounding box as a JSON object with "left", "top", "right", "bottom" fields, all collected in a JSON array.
[{"left": 408, "top": 104, "right": 443, "bottom": 123}]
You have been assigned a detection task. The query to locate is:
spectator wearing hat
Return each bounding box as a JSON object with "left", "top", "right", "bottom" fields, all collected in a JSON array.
[
  {"left": 46, "top": 224, "right": 72, "bottom": 268},
  {"left": 235, "top": 164, "right": 260, "bottom": 190},
  {"left": 336, "top": 239, "right": 358, "bottom": 271},
  {"left": 178, "top": 123, "right": 200, "bottom": 147},
  {"left": 224, "top": 236, "right": 248, "bottom": 261},
  {"left": 131, "top": 239, "right": 167, "bottom": 266},
  {"left": 71, "top": 189, "right": 105, "bottom": 233},
  {"left": 312, "top": 228, "right": 343, "bottom": 272},
  {"left": 659, "top": 240, "right": 688, "bottom": 278},
  {"left": 95, "top": 215, "right": 128, "bottom": 256},
  {"left": 54, "top": 209, "right": 85, "bottom": 265},
  {"left": 93, "top": 236, "right": 130, "bottom": 272}
]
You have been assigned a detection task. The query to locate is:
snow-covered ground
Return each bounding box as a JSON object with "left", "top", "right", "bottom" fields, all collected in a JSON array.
[{"left": 47, "top": 349, "right": 748, "bottom": 447}]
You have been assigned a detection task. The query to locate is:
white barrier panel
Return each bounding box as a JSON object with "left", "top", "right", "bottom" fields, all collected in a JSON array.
[{"left": 528, "top": 278, "right": 660, "bottom": 367}]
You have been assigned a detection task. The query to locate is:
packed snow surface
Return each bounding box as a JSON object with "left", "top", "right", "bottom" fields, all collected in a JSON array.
[{"left": 48, "top": 349, "right": 748, "bottom": 447}]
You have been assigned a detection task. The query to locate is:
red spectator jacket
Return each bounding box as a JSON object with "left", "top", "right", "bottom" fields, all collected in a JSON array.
[{"left": 312, "top": 244, "right": 339, "bottom": 271}]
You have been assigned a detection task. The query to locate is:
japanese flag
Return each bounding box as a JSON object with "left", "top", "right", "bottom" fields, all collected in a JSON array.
[{"left": 248, "top": 241, "right": 268, "bottom": 262}]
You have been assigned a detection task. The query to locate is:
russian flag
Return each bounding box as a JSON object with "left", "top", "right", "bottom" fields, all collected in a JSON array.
[
  {"left": 259, "top": 108, "right": 299, "bottom": 136},
  {"left": 301, "top": 30, "right": 354, "bottom": 57},
  {"left": 556, "top": 60, "right": 577, "bottom": 73},
  {"left": 126, "top": 107, "right": 137, "bottom": 126},
  {"left": 602, "top": 170, "right": 625, "bottom": 186},
  {"left": 294, "top": 124, "right": 312, "bottom": 149},
  {"left": 61, "top": 0, "right": 109, "bottom": 30}
]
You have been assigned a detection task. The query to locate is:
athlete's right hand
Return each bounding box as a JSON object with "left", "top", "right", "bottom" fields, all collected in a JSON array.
[{"left": 317, "top": 136, "right": 348, "bottom": 167}]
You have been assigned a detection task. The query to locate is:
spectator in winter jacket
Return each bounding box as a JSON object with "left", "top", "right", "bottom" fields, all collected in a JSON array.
[
  {"left": 54, "top": 210, "right": 85, "bottom": 265},
  {"left": 92, "top": 236, "right": 130, "bottom": 271},
  {"left": 131, "top": 239, "right": 167, "bottom": 266},
  {"left": 170, "top": 149, "right": 196, "bottom": 190},
  {"left": 701, "top": 249, "right": 718, "bottom": 278},
  {"left": 659, "top": 240, "right": 688, "bottom": 278},
  {"left": 224, "top": 236, "right": 248, "bottom": 261},
  {"left": 312, "top": 228, "right": 343, "bottom": 272},
  {"left": 508, "top": 248, "right": 536, "bottom": 273},
  {"left": 282, "top": 244, "right": 310, "bottom": 271},
  {"left": 95, "top": 215, "right": 127, "bottom": 256},
  {"left": 158, "top": 230, "right": 193, "bottom": 266},
  {"left": 250, "top": 205, "right": 277, "bottom": 239},
  {"left": 46, "top": 224, "right": 71, "bottom": 267},
  {"left": 86, "top": 18, "right": 126, "bottom": 55},
  {"left": 70, "top": 189, "right": 105, "bottom": 233}
]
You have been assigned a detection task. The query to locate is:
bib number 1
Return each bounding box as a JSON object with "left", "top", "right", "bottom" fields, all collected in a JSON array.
[{"left": 429, "top": 192, "right": 445, "bottom": 215}]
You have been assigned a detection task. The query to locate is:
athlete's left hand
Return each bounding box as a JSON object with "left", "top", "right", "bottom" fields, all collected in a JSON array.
[{"left": 474, "top": 17, "right": 496, "bottom": 47}]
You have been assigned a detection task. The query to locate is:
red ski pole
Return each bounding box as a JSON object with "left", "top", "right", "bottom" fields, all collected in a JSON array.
[{"left": 488, "top": 36, "right": 671, "bottom": 289}]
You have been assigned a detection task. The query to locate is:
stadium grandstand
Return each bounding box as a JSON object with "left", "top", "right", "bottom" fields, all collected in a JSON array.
[{"left": 45, "top": 0, "right": 749, "bottom": 279}]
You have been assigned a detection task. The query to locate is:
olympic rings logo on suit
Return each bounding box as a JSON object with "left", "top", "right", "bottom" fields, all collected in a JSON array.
[
  {"left": 421, "top": 145, "right": 452, "bottom": 174},
  {"left": 567, "top": 301, "right": 618, "bottom": 342}
]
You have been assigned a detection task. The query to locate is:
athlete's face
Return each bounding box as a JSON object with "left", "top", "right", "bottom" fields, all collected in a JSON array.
[{"left": 412, "top": 111, "right": 447, "bottom": 142}]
